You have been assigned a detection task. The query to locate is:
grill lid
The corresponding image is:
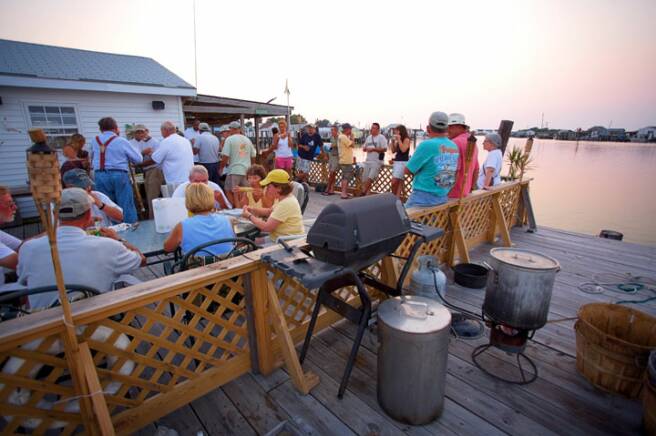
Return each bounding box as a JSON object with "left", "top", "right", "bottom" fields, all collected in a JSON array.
[
  {"left": 490, "top": 248, "right": 559, "bottom": 271},
  {"left": 378, "top": 296, "right": 451, "bottom": 334},
  {"left": 307, "top": 193, "right": 411, "bottom": 253}
]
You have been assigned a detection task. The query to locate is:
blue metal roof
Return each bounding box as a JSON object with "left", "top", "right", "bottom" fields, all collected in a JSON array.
[{"left": 0, "top": 39, "right": 195, "bottom": 90}]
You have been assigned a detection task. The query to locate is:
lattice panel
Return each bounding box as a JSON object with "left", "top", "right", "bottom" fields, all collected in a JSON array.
[
  {"left": 397, "top": 207, "right": 452, "bottom": 264},
  {"left": 310, "top": 162, "right": 413, "bottom": 199},
  {"left": 459, "top": 197, "right": 493, "bottom": 241},
  {"left": 0, "top": 332, "right": 84, "bottom": 434},
  {"left": 82, "top": 274, "right": 250, "bottom": 419},
  {"left": 499, "top": 185, "right": 522, "bottom": 226}
]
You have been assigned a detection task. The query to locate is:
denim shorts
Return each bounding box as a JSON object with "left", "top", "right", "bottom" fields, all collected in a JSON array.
[{"left": 404, "top": 189, "right": 448, "bottom": 208}]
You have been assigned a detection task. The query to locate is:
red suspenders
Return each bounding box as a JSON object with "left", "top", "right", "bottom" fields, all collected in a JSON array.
[{"left": 95, "top": 135, "right": 118, "bottom": 170}]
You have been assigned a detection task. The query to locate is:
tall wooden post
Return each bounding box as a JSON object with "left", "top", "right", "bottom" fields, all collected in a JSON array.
[
  {"left": 254, "top": 116, "right": 261, "bottom": 153},
  {"left": 26, "top": 128, "right": 109, "bottom": 435},
  {"left": 497, "top": 120, "right": 514, "bottom": 156}
]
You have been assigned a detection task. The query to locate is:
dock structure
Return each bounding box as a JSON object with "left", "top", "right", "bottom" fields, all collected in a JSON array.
[{"left": 0, "top": 181, "right": 654, "bottom": 435}]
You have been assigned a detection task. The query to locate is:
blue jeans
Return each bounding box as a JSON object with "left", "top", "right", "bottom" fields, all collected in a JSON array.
[
  {"left": 405, "top": 189, "right": 448, "bottom": 208},
  {"left": 95, "top": 171, "right": 138, "bottom": 223}
]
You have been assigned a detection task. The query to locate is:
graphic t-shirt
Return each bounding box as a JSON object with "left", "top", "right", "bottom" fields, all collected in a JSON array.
[
  {"left": 406, "top": 137, "right": 460, "bottom": 197},
  {"left": 222, "top": 134, "right": 256, "bottom": 176},
  {"left": 298, "top": 133, "right": 322, "bottom": 160}
]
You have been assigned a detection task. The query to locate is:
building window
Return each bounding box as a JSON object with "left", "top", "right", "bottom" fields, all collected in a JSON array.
[{"left": 27, "top": 105, "right": 79, "bottom": 148}]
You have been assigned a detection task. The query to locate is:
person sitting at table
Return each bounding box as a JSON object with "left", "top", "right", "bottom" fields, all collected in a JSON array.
[
  {"left": 232, "top": 164, "right": 276, "bottom": 209},
  {"left": 63, "top": 168, "right": 123, "bottom": 227},
  {"left": 172, "top": 165, "right": 231, "bottom": 210},
  {"left": 164, "top": 183, "right": 235, "bottom": 257},
  {"left": 241, "top": 169, "right": 304, "bottom": 242},
  {"left": 0, "top": 186, "right": 21, "bottom": 290},
  {"left": 17, "top": 188, "right": 145, "bottom": 310}
]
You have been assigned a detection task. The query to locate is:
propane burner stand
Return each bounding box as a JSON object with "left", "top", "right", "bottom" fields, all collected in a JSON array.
[{"left": 471, "top": 315, "right": 539, "bottom": 385}]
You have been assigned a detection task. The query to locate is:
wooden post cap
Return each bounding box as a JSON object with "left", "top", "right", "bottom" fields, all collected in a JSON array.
[{"left": 28, "top": 128, "right": 47, "bottom": 144}]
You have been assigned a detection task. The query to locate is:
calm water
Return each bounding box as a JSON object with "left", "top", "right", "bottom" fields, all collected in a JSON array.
[{"left": 355, "top": 138, "right": 656, "bottom": 245}]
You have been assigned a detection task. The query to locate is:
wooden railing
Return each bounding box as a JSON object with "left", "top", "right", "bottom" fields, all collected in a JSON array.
[
  {"left": 307, "top": 160, "right": 414, "bottom": 198},
  {"left": 0, "top": 180, "right": 529, "bottom": 435}
]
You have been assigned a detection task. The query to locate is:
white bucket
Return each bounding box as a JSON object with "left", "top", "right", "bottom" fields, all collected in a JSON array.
[{"left": 152, "top": 197, "right": 187, "bottom": 233}]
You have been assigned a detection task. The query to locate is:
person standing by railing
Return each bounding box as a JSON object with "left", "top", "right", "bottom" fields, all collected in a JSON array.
[
  {"left": 130, "top": 124, "right": 163, "bottom": 219},
  {"left": 268, "top": 119, "right": 295, "bottom": 175},
  {"left": 338, "top": 123, "right": 356, "bottom": 199},
  {"left": 323, "top": 124, "right": 341, "bottom": 196},
  {"left": 477, "top": 133, "right": 503, "bottom": 190},
  {"left": 296, "top": 124, "right": 322, "bottom": 183},
  {"left": 361, "top": 122, "right": 388, "bottom": 196},
  {"left": 447, "top": 113, "right": 479, "bottom": 199},
  {"left": 404, "top": 112, "right": 459, "bottom": 208},
  {"left": 390, "top": 124, "right": 411, "bottom": 198}
]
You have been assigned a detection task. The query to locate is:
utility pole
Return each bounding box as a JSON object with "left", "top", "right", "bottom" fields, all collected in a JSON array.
[{"left": 284, "top": 79, "right": 290, "bottom": 126}]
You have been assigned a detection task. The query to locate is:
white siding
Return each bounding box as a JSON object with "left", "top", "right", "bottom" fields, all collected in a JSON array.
[{"left": 0, "top": 86, "right": 185, "bottom": 188}]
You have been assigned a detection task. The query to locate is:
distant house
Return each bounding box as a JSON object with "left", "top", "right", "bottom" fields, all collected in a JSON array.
[
  {"left": 556, "top": 129, "right": 576, "bottom": 140},
  {"left": 587, "top": 126, "right": 609, "bottom": 140},
  {"left": 635, "top": 126, "right": 656, "bottom": 142},
  {"left": 607, "top": 128, "right": 627, "bottom": 142}
]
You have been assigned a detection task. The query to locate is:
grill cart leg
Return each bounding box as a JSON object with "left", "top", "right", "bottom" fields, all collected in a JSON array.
[{"left": 299, "top": 289, "right": 325, "bottom": 364}]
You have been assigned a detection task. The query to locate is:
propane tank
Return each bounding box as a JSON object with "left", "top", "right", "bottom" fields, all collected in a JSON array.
[{"left": 406, "top": 255, "right": 447, "bottom": 300}]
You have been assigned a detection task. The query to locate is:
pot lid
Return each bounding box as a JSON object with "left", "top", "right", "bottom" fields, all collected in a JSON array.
[
  {"left": 378, "top": 296, "right": 451, "bottom": 334},
  {"left": 490, "top": 248, "right": 560, "bottom": 270}
]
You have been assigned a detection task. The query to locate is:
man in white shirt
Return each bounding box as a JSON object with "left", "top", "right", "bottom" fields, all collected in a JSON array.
[
  {"left": 63, "top": 169, "right": 123, "bottom": 227},
  {"left": 184, "top": 119, "right": 201, "bottom": 163},
  {"left": 0, "top": 186, "right": 21, "bottom": 288},
  {"left": 18, "top": 188, "right": 145, "bottom": 310},
  {"left": 194, "top": 123, "right": 221, "bottom": 185},
  {"left": 149, "top": 121, "right": 194, "bottom": 185},
  {"left": 172, "top": 165, "right": 231, "bottom": 210},
  {"left": 361, "top": 122, "right": 388, "bottom": 196},
  {"left": 130, "top": 124, "right": 164, "bottom": 219}
]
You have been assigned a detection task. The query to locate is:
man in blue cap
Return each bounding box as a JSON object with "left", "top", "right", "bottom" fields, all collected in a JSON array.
[{"left": 63, "top": 168, "right": 124, "bottom": 227}]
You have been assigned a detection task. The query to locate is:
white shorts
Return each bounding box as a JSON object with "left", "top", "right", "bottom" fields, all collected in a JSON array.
[
  {"left": 297, "top": 158, "right": 312, "bottom": 173},
  {"left": 392, "top": 161, "right": 407, "bottom": 179},
  {"left": 362, "top": 161, "right": 382, "bottom": 181}
]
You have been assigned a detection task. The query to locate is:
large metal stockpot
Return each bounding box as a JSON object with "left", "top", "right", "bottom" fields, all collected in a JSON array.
[
  {"left": 377, "top": 296, "right": 451, "bottom": 425},
  {"left": 483, "top": 248, "right": 560, "bottom": 330}
]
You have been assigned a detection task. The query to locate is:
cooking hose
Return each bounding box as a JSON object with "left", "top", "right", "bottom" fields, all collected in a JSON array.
[{"left": 578, "top": 272, "right": 656, "bottom": 305}]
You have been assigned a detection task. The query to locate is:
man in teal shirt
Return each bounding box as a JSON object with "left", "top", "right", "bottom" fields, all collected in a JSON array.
[{"left": 404, "top": 111, "right": 460, "bottom": 208}]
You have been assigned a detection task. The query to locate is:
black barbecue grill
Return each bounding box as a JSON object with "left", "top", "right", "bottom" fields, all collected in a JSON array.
[{"left": 262, "top": 193, "right": 444, "bottom": 397}]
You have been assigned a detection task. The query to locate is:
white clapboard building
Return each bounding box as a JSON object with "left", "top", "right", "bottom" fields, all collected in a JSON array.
[{"left": 0, "top": 38, "right": 196, "bottom": 216}]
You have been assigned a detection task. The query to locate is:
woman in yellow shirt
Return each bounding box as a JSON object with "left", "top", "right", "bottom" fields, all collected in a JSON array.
[
  {"left": 232, "top": 164, "right": 276, "bottom": 209},
  {"left": 242, "top": 169, "right": 304, "bottom": 242}
]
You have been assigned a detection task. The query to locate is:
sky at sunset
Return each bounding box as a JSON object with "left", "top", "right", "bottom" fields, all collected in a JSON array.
[{"left": 1, "top": 0, "right": 654, "bottom": 130}]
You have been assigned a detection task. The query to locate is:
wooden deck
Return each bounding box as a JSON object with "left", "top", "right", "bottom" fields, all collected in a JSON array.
[{"left": 135, "top": 192, "right": 656, "bottom": 436}]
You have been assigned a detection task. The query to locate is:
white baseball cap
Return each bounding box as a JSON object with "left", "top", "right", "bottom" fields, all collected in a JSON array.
[{"left": 448, "top": 113, "right": 467, "bottom": 126}]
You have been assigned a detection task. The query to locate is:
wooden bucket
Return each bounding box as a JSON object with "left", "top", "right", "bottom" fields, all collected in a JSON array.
[
  {"left": 645, "top": 380, "right": 656, "bottom": 436},
  {"left": 574, "top": 303, "right": 656, "bottom": 398}
]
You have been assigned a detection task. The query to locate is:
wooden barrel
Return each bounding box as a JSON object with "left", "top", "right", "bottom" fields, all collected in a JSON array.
[{"left": 574, "top": 303, "right": 656, "bottom": 398}]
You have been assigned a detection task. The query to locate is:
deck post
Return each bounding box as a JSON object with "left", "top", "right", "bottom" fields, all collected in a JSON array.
[
  {"left": 254, "top": 116, "right": 260, "bottom": 152},
  {"left": 249, "top": 268, "right": 274, "bottom": 375}
]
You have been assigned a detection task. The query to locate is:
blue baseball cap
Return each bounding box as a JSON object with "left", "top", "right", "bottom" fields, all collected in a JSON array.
[{"left": 62, "top": 168, "right": 94, "bottom": 189}]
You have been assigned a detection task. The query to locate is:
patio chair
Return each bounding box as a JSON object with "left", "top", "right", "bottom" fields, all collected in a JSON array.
[
  {"left": 0, "top": 284, "right": 100, "bottom": 322},
  {"left": 163, "top": 237, "right": 261, "bottom": 276},
  {"left": 291, "top": 181, "right": 310, "bottom": 214}
]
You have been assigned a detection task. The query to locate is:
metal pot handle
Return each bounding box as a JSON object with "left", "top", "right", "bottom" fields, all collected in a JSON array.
[
  {"left": 482, "top": 261, "right": 498, "bottom": 286},
  {"left": 400, "top": 297, "right": 432, "bottom": 318}
]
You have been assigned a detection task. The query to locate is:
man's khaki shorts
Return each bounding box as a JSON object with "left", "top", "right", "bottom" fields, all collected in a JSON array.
[
  {"left": 339, "top": 164, "right": 354, "bottom": 183},
  {"left": 362, "top": 161, "right": 382, "bottom": 181}
]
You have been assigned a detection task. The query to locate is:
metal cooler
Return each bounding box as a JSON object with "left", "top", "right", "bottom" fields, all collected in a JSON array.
[{"left": 377, "top": 295, "right": 451, "bottom": 425}]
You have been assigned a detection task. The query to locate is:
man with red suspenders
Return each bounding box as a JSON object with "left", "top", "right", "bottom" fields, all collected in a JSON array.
[{"left": 91, "top": 117, "right": 143, "bottom": 223}]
